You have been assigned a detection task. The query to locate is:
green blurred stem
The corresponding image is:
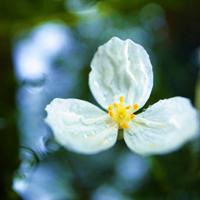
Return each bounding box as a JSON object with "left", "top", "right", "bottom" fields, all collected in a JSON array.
[{"left": 117, "top": 129, "right": 124, "bottom": 140}]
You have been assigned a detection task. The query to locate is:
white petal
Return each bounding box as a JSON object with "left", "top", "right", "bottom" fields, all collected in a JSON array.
[
  {"left": 124, "top": 97, "right": 199, "bottom": 155},
  {"left": 89, "top": 37, "right": 153, "bottom": 110},
  {"left": 45, "top": 98, "right": 118, "bottom": 154}
]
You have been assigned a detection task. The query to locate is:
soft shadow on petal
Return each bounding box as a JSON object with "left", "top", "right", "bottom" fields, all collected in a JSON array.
[
  {"left": 45, "top": 98, "right": 118, "bottom": 154},
  {"left": 89, "top": 36, "right": 153, "bottom": 110},
  {"left": 124, "top": 97, "right": 199, "bottom": 155}
]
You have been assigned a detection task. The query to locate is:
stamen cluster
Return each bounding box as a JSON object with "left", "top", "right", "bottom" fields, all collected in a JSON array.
[{"left": 108, "top": 96, "right": 139, "bottom": 129}]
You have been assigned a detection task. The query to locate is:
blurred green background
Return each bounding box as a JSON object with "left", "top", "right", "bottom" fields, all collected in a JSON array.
[{"left": 1, "top": 0, "right": 200, "bottom": 199}]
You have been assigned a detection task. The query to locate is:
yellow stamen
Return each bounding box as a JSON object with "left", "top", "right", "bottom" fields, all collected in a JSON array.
[
  {"left": 114, "top": 103, "right": 118, "bottom": 108},
  {"left": 130, "top": 114, "right": 135, "bottom": 119},
  {"left": 125, "top": 105, "right": 131, "bottom": 109},
  {"left": 107, "top": 96, "right": 138, "bottom": 129},
  {"left": 120, "top": 96, "right": 124, "bottom": 104},
  {"left": 108, "top": 110, "right": 113, "bottom": 117},
  {"left": 133, "top": 103, "right": 139, "bottom": 110},
  {"left": 108, "top": 105, "right": 113, "bottom": 110},
  {"left": 121, "top": 123, "right": 128, "bottom": 129}
]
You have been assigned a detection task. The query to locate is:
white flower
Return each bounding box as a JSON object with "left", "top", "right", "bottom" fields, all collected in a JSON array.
[{"left": 45, "top": 37, "right": 199, "bottom": 155}]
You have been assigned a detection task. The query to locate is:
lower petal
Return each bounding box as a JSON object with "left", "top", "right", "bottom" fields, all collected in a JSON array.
[
  {"left": 45, "top": 98, "right": 118, "bottom": 154},
  {"left": 124, "top": 97, "right": 199, "bottom": 155}
]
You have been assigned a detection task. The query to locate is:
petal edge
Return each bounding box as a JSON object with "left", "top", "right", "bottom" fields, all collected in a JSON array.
[
  {"left": 45, "top": 98, "right": 118, "bottom": 154},
  {"left": 124, "top": 97, "right": 199, "bottom": 155},
  {"left": 89, "top": 36, "right": 153, "bottom": 110}
]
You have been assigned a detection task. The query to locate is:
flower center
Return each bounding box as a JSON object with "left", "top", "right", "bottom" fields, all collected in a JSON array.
[{"left": 107, "top": 96, "right": 139, "bottom": 129}]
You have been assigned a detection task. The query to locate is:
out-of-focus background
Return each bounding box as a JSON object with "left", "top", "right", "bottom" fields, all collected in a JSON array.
[{"left": 1, "top": 0, "right": 200, "bottom": 199}]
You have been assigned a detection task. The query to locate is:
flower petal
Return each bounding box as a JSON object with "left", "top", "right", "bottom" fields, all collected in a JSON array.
[
  {"left": 45, "top": 98, "right": 118, "bottom": 154},
  {"left": 89, "top": 37, "right": 153, "bottom": 110},
  {"left": 124, "top": 97, "right": 199, "bottom": 155}
]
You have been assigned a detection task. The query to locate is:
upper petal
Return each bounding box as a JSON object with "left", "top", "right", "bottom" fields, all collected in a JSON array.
[
  {"left": 124, "top": 97, "right": 199, "bottom": 155},
  {"left": 89, "top": 37, "right": 153, "bottom": 110},
  {"left": 45, "top": 98, "right": 118, "bottom": 154}
]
